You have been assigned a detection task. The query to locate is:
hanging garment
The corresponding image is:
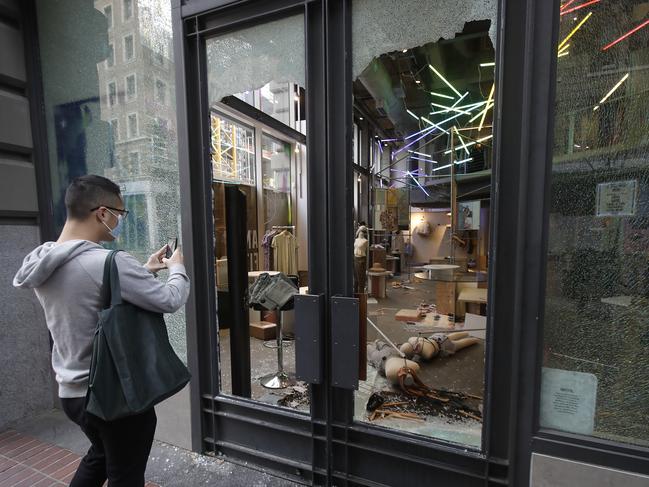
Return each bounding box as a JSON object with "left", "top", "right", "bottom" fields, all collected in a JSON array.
[
  {"left": 261, "top": 230, "right": 278, "bottom": 270},
  {"left": 272, "top": 230, "right": 298, "bottom": 275}
]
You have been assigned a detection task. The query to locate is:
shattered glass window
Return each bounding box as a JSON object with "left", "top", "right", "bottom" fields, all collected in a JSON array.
[
  {"left": 35, "top": 0, "right": 186, "bottom": 362},
  {"left": 541, "top": 0, "right": 649, "bottom": 446},
  {"left": 352, "top": 0, "right": 497, "bottom": 449}
]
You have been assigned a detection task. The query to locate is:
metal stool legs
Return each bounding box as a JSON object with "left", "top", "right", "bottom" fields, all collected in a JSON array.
[{"left": 260, "top": 311, "right": 296, "bottom": 389}]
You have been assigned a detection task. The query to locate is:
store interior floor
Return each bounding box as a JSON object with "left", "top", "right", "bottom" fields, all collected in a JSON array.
[
  {"left": 217, "top": 267, "right": 486, "bottom": 449},
  {"left": 358, "top": 269, "right": 485, "bottom": 448}
]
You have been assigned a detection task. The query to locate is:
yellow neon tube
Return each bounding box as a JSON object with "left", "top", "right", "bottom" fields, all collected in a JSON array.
[
  {"left": 478, "top": 84, "right": 495, "bottom": 131},
  {"left": 558, "top": 12, "right": 593, "bottom": 51}
]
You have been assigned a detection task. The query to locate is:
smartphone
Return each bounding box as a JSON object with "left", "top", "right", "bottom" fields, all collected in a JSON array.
[{"left": 165, "top": 237, "right": 178, "bottom": 259}]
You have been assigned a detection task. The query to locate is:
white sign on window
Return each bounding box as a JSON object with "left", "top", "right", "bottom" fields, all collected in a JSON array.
[
  {"left": 596, "top": 180, "right": 637, "bottom": 217},
  {"left": 540, "top": 367, "right": 597, "bottom": 435}
]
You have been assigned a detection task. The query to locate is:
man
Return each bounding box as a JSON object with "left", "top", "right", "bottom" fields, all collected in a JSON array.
[{"left": 13, "top": 175, "right": 190, "bottom": 487}]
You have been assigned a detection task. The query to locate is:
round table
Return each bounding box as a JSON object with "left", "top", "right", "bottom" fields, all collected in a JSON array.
[{"left": 422, "top": 264, "right": 460, "bottom": 271}]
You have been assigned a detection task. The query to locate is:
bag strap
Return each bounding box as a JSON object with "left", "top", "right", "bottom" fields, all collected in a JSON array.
[{"left": 102, "top": 250, "right": 123, "bottom": 307}]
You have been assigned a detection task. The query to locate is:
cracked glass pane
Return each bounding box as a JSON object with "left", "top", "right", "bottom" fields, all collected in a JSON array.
[
  {"left": 352, "top": 0, "right": 497, "bottom": 449},
  {"left": 206, "top": 14, "right": 310, "bottom": 412},
  {"left": 541, "top": 0, "right": 649, "bottom": 446},
  {"left": 35, "top": 0, "right": 187, "bottom": 362},
  {"left": 207, "top": 15, "right": 305, "bottom": 107}
]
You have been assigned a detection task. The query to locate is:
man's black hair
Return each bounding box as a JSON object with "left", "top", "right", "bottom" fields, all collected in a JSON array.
[{"left": 64, "top": 175, "right": 122, "bottom": 220}]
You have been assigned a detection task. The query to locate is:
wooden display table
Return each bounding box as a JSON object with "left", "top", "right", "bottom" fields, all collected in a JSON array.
[
  {"left": 457, "top": 287, "right": 488, "bottom": 304},
  {"left": 457, "top": 287, "right": 488, "bottom": 316}
]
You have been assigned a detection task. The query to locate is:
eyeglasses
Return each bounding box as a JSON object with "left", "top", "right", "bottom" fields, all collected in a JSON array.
[{"left": 90, "top": 206, "right": 130, "bottom": 218}]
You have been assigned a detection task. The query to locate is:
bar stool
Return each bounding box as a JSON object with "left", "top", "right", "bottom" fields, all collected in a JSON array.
[{"left": 251, "top": 275, "right": 299, "bottom": 389}]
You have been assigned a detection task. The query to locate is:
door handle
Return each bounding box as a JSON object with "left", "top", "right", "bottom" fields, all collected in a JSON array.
[
  {"left": 331, "top": 296, "right": 359, "bottom": 390},
  {"left": 294, "top": 294, "right": 325, "bottom": 384}
]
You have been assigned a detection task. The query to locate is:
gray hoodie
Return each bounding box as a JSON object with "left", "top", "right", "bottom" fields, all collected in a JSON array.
[{"left": 13, "top": 240, "right": 190, "bottom": 398}]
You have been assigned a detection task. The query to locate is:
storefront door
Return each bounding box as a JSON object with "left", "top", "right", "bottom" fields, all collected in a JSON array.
[{"left": 177, "top": 0, "right": 510, "bottom": 485}]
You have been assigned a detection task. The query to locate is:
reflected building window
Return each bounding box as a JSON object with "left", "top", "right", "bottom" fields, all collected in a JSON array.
[
  {"left": 108, "top": 81, "right": 117, "bottom": 106},
  {"left": 125, "top": 74, "right": 136, "bottom": 101},
  {"left": 123, "top": 0, "right": 133, "bottom": 21},
  {"left": 124, "top": 34, "right": 134, "bottom": 61},
  {"left": 127, "top": 113, "right": 138, "bottom": 138},
  {"left": 127, "top": 151, "right": 140, "bottom": 176},
  {"left": 155, "top": 79, "right": 166, "bottom": 105},
  {"left": 107, "top": 44, "right": 114, "bottom": 67},
  {"left": 104, "top": 5, "right": 112, "bottom": 29},
  {"left": 109, "top": 118, "right": 119, "bottom": 141}
]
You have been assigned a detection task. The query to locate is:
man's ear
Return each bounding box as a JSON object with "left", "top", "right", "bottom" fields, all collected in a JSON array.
[{"left": 94, "top": 207, "right": 106, "bottom": 222}]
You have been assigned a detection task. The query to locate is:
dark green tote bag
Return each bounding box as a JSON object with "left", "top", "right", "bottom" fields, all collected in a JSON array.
[{"left": 86, "top": 250, "right": 190, "bottom": 420}]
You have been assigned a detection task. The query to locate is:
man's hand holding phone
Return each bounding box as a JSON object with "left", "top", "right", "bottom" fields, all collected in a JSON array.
[
  {"left": 145, "top": 245, "right": 170, "bottom": 274},
  {"left": 145, "top": 237, "right": 183, "bottom": 274},
  {"left": 162, "top": 246, "right": 184, "bottom": 268}
]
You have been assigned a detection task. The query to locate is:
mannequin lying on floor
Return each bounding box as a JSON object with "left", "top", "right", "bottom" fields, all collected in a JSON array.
[
  {"left": 367, "top": 333, "right": 480, "bottom": 386},
  {"left": 400, "top": 332, "right": 479, "bottom": 361}
]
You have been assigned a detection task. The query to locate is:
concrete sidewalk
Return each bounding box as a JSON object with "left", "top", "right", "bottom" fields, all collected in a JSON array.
[{"left": 3, "top": 409, "right": 299, "bottom": 486}]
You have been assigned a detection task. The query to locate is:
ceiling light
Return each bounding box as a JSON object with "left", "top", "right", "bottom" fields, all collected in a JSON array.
[
  {"left": 430, "top": 92, "right": 454, "bottom": 100},
  {"left": 421, "top": 116, "right": 449, "bottom": 134},
  {"left": 454, "top": 127, "right": 470, "bottom": 155},
  {"left": 408, "top": 150, "right": 432, "bottom": 158},
  {"left": 402, "top": 49, "right": 408, "bottom": 53},
  {"left": 478, "top": 84, "right": 495, "bottom": 131},
  {"left": 558, "top": 12, "right": 593, "bottom": 51},
  {"left": 602, "top": 19, "right": 649, "bottom": 51},
  {"left": 406, "top": 109, "right": 420, "bottom": 120},
  {"left": 432, "top": 163, "right": 452, "bottom": 172},
  {"left": 415, "top": 80, "right": 421, "bottom": 84},
  {"left": 454, "top": 157, "right": 473, "bottom": 165},
  {"left": 480, "top": 62, "right": 495, "bottom": 67},
  {"left": 560, "top": 0, "right": 601, "bottom": 16},
  {"left": 428, "top": 64, "right": 462, "bottom": 98},
  {"left": 598, "top": 73, "right": 629, "bottom": 105},
  {"left": 359, "top": 117, "right": 364, "bottom": 120},
  {"left": 408, "top": 172, "right": 430, "bottom": 197},
  {"left": 560, "top": 0, "right": 577, "bottom": 11}
]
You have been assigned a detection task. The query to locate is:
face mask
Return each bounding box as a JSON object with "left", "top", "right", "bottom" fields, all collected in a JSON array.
[{"left": 102, "top": 209, "right": 124, "bottom": 239}]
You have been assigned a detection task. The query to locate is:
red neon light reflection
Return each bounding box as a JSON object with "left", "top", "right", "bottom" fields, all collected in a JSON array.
[
  {"left": 602, "top": 19, "right": 649, "bottom": 51},
  {"left": 560, "top": 0, "right": 577, "bottom": 11},
  {"left": 560, "top": 0, "right": 600, "bottom": 16}
]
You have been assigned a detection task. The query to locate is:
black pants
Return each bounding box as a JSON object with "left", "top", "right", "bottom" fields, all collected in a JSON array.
[{"left": 61, "top": 397, "right": 157, "bottom": 487}]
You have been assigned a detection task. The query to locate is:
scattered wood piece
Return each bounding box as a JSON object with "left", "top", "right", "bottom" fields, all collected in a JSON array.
[
  {"left": 374, "top": 409, "right": 425, "bottom": 422},
  {"left": 382, "top": 401, "right": 408, "bottom": 407},
  {"left": 457, "top": 410, "right": 482, "bottom": 422}
]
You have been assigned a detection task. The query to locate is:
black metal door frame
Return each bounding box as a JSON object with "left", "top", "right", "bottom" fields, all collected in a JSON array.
[
  {"left": 171, "top": 0, "right": 561, "bottom": 486},
  {"left": 174, "top": 1, "right": 332, "bottom": 484}
]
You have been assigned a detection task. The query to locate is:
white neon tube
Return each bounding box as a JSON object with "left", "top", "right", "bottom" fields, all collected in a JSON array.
[{"left": 428, "top": 64, "right": 462, "bottom": 97}]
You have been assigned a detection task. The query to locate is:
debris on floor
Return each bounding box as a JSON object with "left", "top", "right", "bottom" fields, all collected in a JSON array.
[
  {"left": 365, "top": 389, "right": 482, "bottom": 424},
  {"left": 277, "top": 384, "right": 310, "bottom": 409}
]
